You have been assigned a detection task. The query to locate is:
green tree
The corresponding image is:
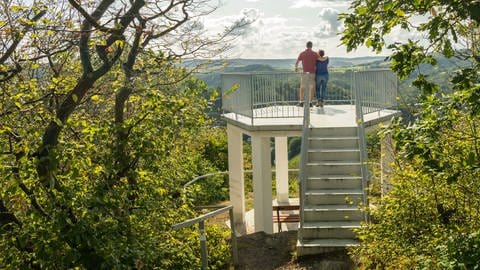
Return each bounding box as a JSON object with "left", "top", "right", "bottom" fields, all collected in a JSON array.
[
  {"left": 0, "top": 0, "right": 247, "bottom": 268},
  {"left": 341, "top": 0, "right": 480, "bottom": 268}
]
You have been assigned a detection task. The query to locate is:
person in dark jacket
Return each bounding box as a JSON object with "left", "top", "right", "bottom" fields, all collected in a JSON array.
[{"left": 315, "top": 49, "right": 329, "bottom": 107}]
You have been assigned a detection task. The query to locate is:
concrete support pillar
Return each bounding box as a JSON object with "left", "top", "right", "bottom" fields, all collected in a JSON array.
[
  {"left": 275, "top": 137, "right": 289, "bottom": 203},
  {"left": 251, "top": 135, "right": 273, "bottom": 234},
  {"left": 227, "top": 124, "right": 245, "bottom": 230},
  {"left": 381, "top": 132, "right": 394, "bottom": 196}
]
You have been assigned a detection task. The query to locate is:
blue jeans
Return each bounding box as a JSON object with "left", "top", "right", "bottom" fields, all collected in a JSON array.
[{"left": 315, "top": 74, "right": 328, "bottom": 101}]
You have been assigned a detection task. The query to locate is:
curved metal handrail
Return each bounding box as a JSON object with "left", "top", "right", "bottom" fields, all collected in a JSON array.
[{"left": 172, "top": 205, "right": 238, "bottom": 269}]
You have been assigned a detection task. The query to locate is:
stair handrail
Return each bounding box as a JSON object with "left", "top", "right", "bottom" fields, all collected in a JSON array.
[
  {"left": 297, "top": 72, "right": 312, "bottom": 243},
  {"left": 353, "top": 71, "right": 370, "bottom": 223},
  {"left": 172, "top": 205, "right": 239, "bottom": 269}
]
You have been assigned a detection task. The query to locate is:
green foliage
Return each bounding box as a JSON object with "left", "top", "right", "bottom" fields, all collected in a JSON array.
[
  {"left": 185, "top": 173, "right": 229, "bottom": 206},
  {"left": 0, "top": 11, "right": 233, "bottom": 270},
  {"left": 203, "top": 225, "right": 233, "bottom": 270},
  {"left": 351, "top": 148, "right": 480, "bottom": 268},
  {"left": 288, "top": 137, "right": 301, "bottom": 159},
  {"left": 0, "top": 54, "right": 233, "bottom": 268},
  {"left": 0, "top": 0, "right": 247, "bottom": 266},
  {"left": 201, "top": 127, "right": 229, "bottom": 172},
  {"left": 342, "top": 0, "right": 480, "bottom": 268}
]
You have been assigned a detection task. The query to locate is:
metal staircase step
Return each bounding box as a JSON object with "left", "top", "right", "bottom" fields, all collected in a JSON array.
[
  {"left": 301, "top": 221, "right": 361, "bottom": 239},
  {"left": 309, "top": 136, "right": 359, "bottom": 140},
  {"left": 307, "top": 161, "right": 361, "bottom": 166},
  {"left": 303, "top": 204, "right": 360, "bottom": 211},
  {"left": 306, "top": 161, "right": 362, "bottom": 175},
  {"left": 308, "top": 127, "right": 357, "bottom": 137},
  {"left": 296, "top": 238, "right": 359, "bottom": 255},
  {"left": 308, "top": 148, "right": 360, "bottom": 161},
  {"left": 308, "top": 137, "right": 359, "bottom": 149},
  {"left": 298, "top": 126, "right": 366, "bottom": 256},
  {"left": 307, "top": 176, "right": 363, "bottom": 189},
  {"left": 308, "top": 175, "right": 363, "bottom": 180},
  {"left": 299, "top": 238, "right": 359, "bottom": 247},
  {"left": 308, "top": 148, "right": 360, "bottom": 153},
  {"left": 305, "top": 189, "right": 363, "bottom": 195},
  {"left": 303, "top": 221, "right": 361, "bottom": 229},
  {"left": 303, "top": 204, "right": 363, "bottom": 221},
  {"left": 305, "top": 189, "right": 363, "bottom": 205}
]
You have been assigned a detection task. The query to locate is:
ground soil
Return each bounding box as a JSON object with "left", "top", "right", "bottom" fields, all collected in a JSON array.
[
  {"left": 233, "top": 231, "right": 354, "bottom": 270},
  {"left": 204, "top": 206, "right": 354, "bottom": 269}
]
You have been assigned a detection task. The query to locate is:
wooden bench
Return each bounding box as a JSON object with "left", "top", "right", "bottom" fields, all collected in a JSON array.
[{"left": 273, "top": 204, "right": 300, "bottom": 232}]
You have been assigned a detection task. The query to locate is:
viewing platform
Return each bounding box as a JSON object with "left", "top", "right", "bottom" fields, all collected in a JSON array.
[
  {"left": 222, "top": 70, "right": 400, "bottom": 131},
  {"left": 223, "top": 104, "right": 400, "bottom": 131},
  {"left": 221, "top": 70, "right": 400, "bottom": 254}
]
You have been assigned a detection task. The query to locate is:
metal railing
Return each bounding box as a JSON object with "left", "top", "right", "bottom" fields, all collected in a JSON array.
[
  {"left": 177, "top": 169, "right": 302, "bottom": 268},
  {"left": 183, "top": 169, "right": 301, "bottom": 203},
  {"left": 183, "top": 172, "right": 229, "bottom": 193},
  {"left": 221, "top": 72, "right": 303, "bottom": 121},
  {"left": 221, "top": 69, "right": 397, "bottom": 122},
  {"left": 353, "top": 70, "right": 397, "bottom": 224},
  {"left": 297, "top": 75, "right": 313, "bottom": 241},
  {"left": 354, "top": 81, "right": 371, "bottom": 223},
  {"left": 172, "top": 205, "right": 238, "bottom": 270},
  {"left": 353, "top": 69, "right": 398, "bottom": 115}
]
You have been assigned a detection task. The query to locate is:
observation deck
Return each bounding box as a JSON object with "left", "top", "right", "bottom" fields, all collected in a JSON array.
[
  {"left": 221, "top": 70, "right": 400, "bottom": 255},
  {"left": 221, "top": 70, "right": 400, "bottom": 131},
  {"left": 222, "top": 104, "right": 399, "bottom": 130}
]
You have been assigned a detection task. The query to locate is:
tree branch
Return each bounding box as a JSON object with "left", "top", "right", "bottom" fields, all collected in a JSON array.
[
  {"left": 0, "top": 6, "right": 47, "bottom": 64},
  {"left": 67, "top": 0, "right": 113, "bottom": 32}
]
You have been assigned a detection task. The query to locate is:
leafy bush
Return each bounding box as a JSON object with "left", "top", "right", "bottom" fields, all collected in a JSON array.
[
  {"left": 342, "top": 0, "right": 480, "bottom": 268},
  {"left": 351, "top": 114, "right": 480, "bottom": 269},
  {"left": 0, "top": 64, "right": 233, "bottom": 268},
  {"left": 288, "top": 137, "right": 301, "bottom": 159}
]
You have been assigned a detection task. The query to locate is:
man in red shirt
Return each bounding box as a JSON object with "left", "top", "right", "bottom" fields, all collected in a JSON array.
[{"left": 295, "top": 41, "right": 318, "bottom": 106}]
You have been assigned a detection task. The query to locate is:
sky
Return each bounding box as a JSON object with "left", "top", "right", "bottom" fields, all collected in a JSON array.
[{"left": 204, "top": 0, "right": 420, "bottom": 59}]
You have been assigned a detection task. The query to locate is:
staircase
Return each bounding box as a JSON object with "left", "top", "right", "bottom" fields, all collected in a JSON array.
[{"left": 297, "top": 126, "right": 367, "bottom": 256}]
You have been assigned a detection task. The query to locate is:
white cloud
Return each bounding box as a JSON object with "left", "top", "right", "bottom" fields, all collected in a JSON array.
[
  {"left": 205, "top": 0, "right": 392, "bottom": 58},
  {"left": 245, "top": 0, "right": 261, "bottom": 2},
  {"left": 220, "top": 12, "right": 317, "bottom": 58},
  {"left": 222, "top": 10, "right": 349, "bottom": 58},
  {"left": 202, "top": 8, "right": 261, "bottom": 35},
  {"left": 231, "top": 8, "right": 262, "bottom": 36},
  {"left": 289, "top": 0, "right": 350, "bottom": 9},
  {"left": 233, "top": 16, "right": 297, "bottom": 58},
  {"left": 185, "top": 20, "right": 205, "bottom": 31},
  {"left": 242, "top": 8, "right": 262, "bottom": 21},
  {"left": 314, "top": 8, "right": 341, "bottom": 38},
  {"left": 319, "top": 8, "right": 341, "bottom": 30}
]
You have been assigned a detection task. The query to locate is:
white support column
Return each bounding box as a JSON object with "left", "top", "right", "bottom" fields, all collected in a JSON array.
[
  {"left": 275, "top": 137, "right": 289, "bottom": 203},
  {"left": 227, "top": 124, "right": 245, "bottom": 231},
  {"left": 251, "top": 135, "right": 273, "bottom": 234}
]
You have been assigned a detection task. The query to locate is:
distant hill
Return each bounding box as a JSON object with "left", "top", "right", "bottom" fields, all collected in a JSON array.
[
  {"left": 194, "top": 54, "right": 471, "bottom": 111},
  {"left": 197, "top": 55, "right": 472, "bottom": 124},
  {"left": 192, "top": 56, "right": 389, "bottom": 89},
  {"left": 186, "top": 56, "right": 387, "bottom": 72}
]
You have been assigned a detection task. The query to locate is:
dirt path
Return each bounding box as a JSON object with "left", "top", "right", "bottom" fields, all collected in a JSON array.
[{"left": 233, "top": 231, "right": 354, "bottom": 270}]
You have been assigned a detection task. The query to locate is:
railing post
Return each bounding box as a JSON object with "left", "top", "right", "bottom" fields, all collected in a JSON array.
[
  {"left": 229, "top": 208, "right": 239, "bottom": 266},
  {"left": 199, "top": 221, "right": 208, "bottom": 270},
  {"left": 173, "top": 205, "right": 237, "bottom": 269},
  {"left": 250, "top": 74, "right": 254, "bottom": 125}
]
